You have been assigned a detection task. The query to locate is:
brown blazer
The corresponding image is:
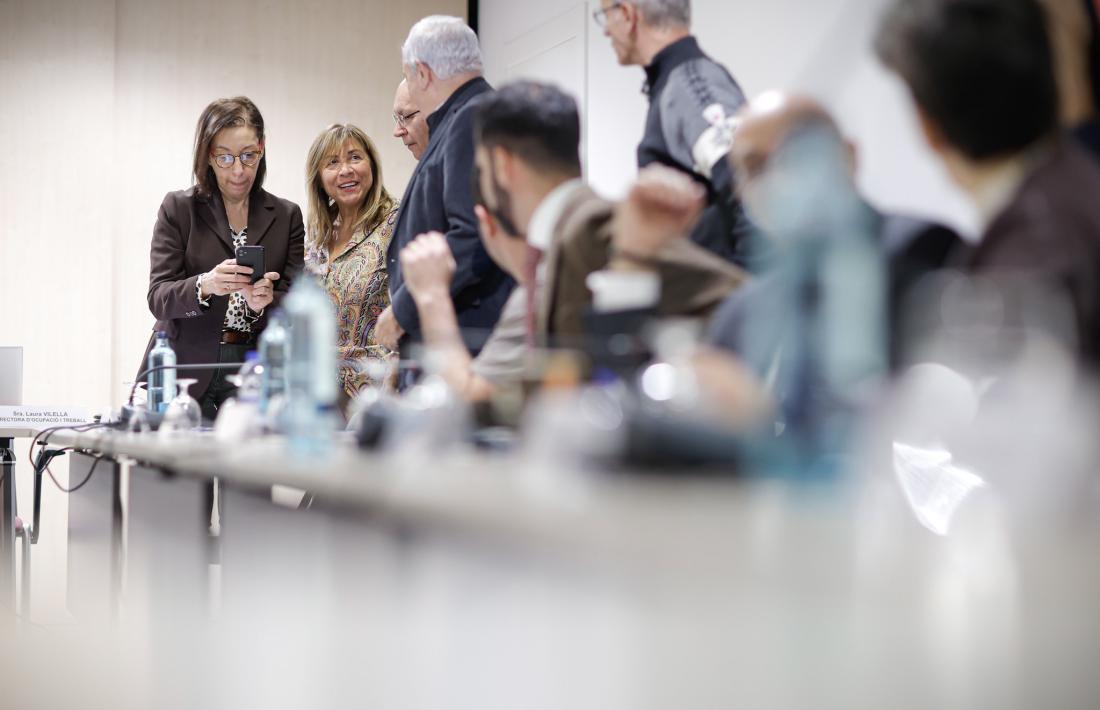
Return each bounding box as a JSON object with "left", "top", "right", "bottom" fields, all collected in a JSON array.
[
  {"left": 966, "top": 138, "right": 1100, "bottom": 369},
  {"left": 138, "top": 187, "right": 305, "bottom": 397},
  {"left": 538, "top": 185, "right": 746, "bottom": 344}
]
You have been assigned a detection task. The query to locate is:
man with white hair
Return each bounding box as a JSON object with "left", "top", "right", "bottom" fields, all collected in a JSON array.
[
  {"left": 376, "top": 15, "right": 513, "bottom": 360},
  {"left": 595, "top": 0, "right": 750, "bottom": 264}
]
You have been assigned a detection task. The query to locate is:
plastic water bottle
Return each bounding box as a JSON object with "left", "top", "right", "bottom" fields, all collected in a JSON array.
[
  {"left": 283, "top": 275, "right": 338, "bottom": 453},
  {"left": 258, "top": 309, "right": 289, "bottom": 413},
  {"left": 147, "top": 331, "right": 176, "bottom": 414}
]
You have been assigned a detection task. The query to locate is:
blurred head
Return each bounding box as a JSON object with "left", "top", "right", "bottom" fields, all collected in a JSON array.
[
  {"left": 193, "top": 96, "right": 266, "bottom": 201},
  {"left": 595, "top": 0, "right": 691, "bottom": 66},
  {"left": 392, "top": 79, "right": 429, "bottom": 160},
  {"left": 874, "top": 0, "right": 1058, "bottom": 166},
  {"left": 401, "top": 16, "right": 483, "bottom": 114},
  {"left": 305, "top": 124, "right": 395, "bottom": 253},
  {"left": 473, "top": 80, "right": 582, "bottom": 240},
  {"left": 730, "top": 91, "right": 854, "bottom": 234}
]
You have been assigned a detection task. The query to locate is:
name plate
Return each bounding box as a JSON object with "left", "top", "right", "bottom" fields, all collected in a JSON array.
[{"left": 0, "top": 405, "right": 94, "bottom": 432}]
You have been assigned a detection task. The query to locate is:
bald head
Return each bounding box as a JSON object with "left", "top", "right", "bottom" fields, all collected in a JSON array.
[
  {"left": 730, "top": 92, "right": 856, "bottom": 234},
  {"left": 730, "top": 92, "right": 846, "bottom": 187}
]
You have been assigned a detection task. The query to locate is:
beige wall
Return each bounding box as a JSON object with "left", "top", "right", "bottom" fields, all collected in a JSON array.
[{"left": 0, "top": 0, "right": 464, "bottom": 416}]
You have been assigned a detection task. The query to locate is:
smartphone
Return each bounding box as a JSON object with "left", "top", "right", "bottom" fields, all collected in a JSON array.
[{"left": 235, "top": 245, "right": 265, "bottom": 284}]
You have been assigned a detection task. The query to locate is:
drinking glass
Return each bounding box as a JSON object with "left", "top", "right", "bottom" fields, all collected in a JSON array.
[{"left": 160, "top": 378, "right": 202, "bottom": 438}]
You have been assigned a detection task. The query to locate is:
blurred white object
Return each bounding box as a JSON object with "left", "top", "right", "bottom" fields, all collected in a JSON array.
[
  {"left": 893, "top": 441, "right": 986, "bottom": 536},
  {"left": 586, "top": 270, "right": 660, "bottom": 312},
  {"left": 214, "top": 399, "right": 262, "bottom": 442}
]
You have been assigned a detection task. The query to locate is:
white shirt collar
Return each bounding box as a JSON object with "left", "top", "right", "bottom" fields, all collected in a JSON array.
[
  {"left": 970, "top": 143, "right": 1048, "bottom": 232},
  {"left": 525, "top": 178, "right": 586, "bottom": 252}
]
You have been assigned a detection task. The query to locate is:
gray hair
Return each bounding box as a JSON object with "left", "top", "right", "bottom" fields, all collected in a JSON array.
[
  {"left": 401, "top": 15, "right": 483, "bottom": 80},
  {"left": 633, "top": 0, "right": 691, "bottom": 28}
]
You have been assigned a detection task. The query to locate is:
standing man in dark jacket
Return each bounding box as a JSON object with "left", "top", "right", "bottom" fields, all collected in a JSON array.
[
  {"left": 376, "top": 15, "right": 513, "bottom": 356},
  {"left": 595, "top": 0, "right": 750, "bottom": 264}
]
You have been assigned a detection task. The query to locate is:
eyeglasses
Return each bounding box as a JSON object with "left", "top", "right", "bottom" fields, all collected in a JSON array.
[
  {"left": 392, "top": 110, "right": 421, "bottom": 128},
  {"left": 211, "top": 149, "right": 262, "bottom": 169},
  {"left": 592, "top": 2, "right": 624, "bottom": 28}
]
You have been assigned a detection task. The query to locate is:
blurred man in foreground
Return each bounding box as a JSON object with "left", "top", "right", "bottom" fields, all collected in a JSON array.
[{"left": 876, "top": 0, "right": 1100, "bottom": 371}]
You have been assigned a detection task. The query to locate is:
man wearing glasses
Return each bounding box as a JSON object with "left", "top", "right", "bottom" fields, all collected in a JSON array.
[
  {"left": 392, "top": 79, "right": 430, "bottom": 161},
  {"left": 377, "top": 16, "right": 514, "bottom": 364},
  {"left": 595, "top": 0, "right": 751, "bottom": 266}
]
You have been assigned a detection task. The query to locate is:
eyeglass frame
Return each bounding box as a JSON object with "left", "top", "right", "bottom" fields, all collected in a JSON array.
[
  {"left": 210, "top": 148, "right": 263, "bottom": 169},
  {"left": 592, "top": 1, "right": 625, "bottom": 28},
  {"left": 393, "top": 110, "right": 421, "bottom": 129}
]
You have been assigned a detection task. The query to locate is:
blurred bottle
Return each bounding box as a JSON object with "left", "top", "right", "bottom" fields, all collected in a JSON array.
[
  {"left": 147, "top": 331, "right": 176, "bottom": 414},
  {"left": 258, "top": 309, "right": 289, "bottom": 414},
  {"left": 283, "top": 275, "right": 338, "bottom": 455},
  {"left": 235, "top": 351, "right": 264, "bottom": 403}
]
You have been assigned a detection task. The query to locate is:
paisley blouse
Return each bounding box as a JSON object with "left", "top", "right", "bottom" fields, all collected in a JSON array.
[{"left": 305, "top": 206, "right": 399, "bottom": 399}]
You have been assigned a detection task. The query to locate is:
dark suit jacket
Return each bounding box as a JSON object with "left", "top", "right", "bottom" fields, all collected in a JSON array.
[
  {"left": 965, "top": 138, "right": 1100, "bottom": 369},
  {"left": 387, "top": 77, "right": 514, "bottom": 353},
  {"left": 139, "top": 186, "right": 305, "bottom": 397},
  {"left": 539, "top": 185, "right": 746, "bottom": 347}
]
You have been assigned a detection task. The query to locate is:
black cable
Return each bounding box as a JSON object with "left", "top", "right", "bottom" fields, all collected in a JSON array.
[
  {"left": 44, "top": 449, "right": 104, "bottom": 494},
  {"left": 27, "top": 422, "right": 113, "bottom": 475}
]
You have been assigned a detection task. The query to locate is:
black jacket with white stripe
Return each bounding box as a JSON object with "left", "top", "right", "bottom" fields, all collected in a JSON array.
[{"left": 639, "top": 36, "right": 750, "bottom": 264}]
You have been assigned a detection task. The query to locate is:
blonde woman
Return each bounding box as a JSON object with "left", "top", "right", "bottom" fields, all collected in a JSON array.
[{"left": 304, "top": 124, "right": 399, "bottom": 403}]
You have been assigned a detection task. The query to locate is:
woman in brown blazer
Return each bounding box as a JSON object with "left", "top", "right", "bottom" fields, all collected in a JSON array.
[{"left": 142, "top": 96, "right": 305, "bottom": 420}]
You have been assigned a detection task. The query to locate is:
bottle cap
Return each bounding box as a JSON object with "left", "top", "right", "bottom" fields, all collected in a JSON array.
[{"left": 245, "top": 350, "right": 260, "bottom": 362}]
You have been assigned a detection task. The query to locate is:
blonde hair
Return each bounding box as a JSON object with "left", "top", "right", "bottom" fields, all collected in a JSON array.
[{"left": 305, "top": 124, "right": 396, "bottom": 252}]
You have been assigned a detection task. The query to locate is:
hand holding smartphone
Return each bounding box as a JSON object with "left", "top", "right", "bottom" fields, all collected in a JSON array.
[{"left": 235, "top": 245, "right": 266, "bottom": 284}]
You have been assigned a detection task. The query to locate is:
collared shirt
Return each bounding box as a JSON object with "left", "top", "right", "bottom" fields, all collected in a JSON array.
[
  {"left": 306, "top": 205, "right": 399, "bottom": 398},
  {"left": 470, "top": 268, "right": 546, "bottom": 385},
  {"left": 525, "top": 178, "right": 587, "bottom": 252}
]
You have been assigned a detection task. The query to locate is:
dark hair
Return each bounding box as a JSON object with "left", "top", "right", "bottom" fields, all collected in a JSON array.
[
  {"left": 473, "top": 81, "right": 582, "bottom": 176},
  {"left": 874, "top": 0, "right": 1057, "bottom": 159},
  {"left": 192, "top": 96, "right": 267, "bottom": 197}
]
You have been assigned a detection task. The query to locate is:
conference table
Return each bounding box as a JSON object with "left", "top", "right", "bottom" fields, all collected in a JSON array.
[{"left": 3, "top": 425, "right": 1099, "bottom": 709}]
